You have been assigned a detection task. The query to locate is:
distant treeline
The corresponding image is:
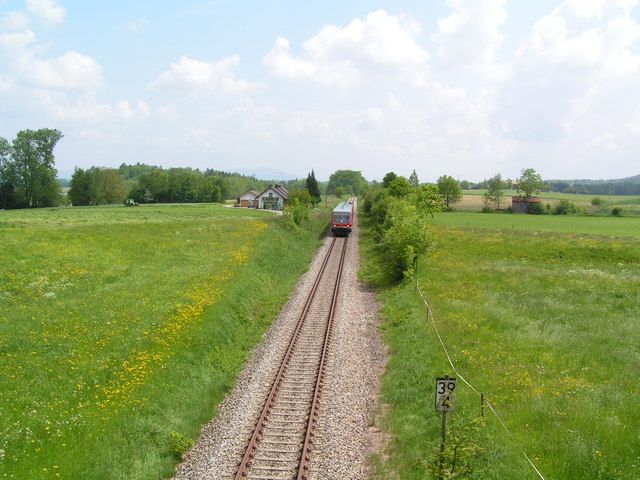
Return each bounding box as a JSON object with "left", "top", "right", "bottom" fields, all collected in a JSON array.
[
  {"left": 66, "top": 163, "right": 330, "bottom": 206},
  {"left": 461, "top": 174, "right": 640, "bottom": 196}
]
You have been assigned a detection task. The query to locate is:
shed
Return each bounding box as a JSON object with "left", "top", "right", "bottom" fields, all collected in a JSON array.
[
  {"left": 238, "top": 190, "right": 259, "bottom": 208},
  {"left": 512, "top": 196, "right": 541, "bottom": 214}
]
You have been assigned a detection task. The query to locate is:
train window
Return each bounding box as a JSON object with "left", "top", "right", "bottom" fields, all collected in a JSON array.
[{"left": 333, "top": 213, "right": 350, "bottom": 223}]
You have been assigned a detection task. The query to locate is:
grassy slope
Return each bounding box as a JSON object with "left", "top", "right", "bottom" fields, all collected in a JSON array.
[
  {"left": 362, "top": 213, "right": 640, "bottom": 479},
  {"left": 0, "top": 203, "right": 328, "bottom": 479}
]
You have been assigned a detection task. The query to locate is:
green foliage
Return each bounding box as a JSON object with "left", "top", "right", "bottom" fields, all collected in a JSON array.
[
  {"left": 611, "top": 207, "right": 623, "bottom": 216},
  {"left": 516, "top": 168, "right": 546, "bottom": 200},
  {"left": 0, "top": 129, "right": 63, "bottom": 209},
  {"left": 334, "top": 185, "right": 346, "bottom": 198},
  {"left": 387, "top": 176, "right": 413, "bottom": 198},
  {"left": 414, "top": 184, "right": 442, "bottom": 218},
  {"left": 482, "top": 174, "right": 505, "bottom": 210},
  {"left": 288, "top": 187, "right": 313, "bottom": 206},
  {"left": 305, "top": 170, "right": 321, "bottom": 205},
  {"left": 69, "top": 167, "right": 128, "bottom": 206},
  {"left": 282, "top": 198, "right": 310, "bottom": 228},
  {"left": 327, "top": 169, "right": 367, "bottom": 195},
  {"left": 409, "top": 169, "right": 419, "bottom": 187},
  {"left": 427, "top": 417, "right": 486, "bottom": 480},
  {"left": 383, "top": 171, "right": 398, "bottom": 188},
  {"left": 437, "top": 175, "right": 463, "bottom": 209},
  {"left": 169, "top": 431, "right": 194, "bottom": 460},
  {"left": 591, "top": 197, "right": 604, "bottom": 206},
  {"left": 528, "top": 201, "right": 547, "bottom": 215},
  {"left": 129, "top": 168, "right": 225, "bottom": 204},
  {"left": 554, "top": 199, "right": 576, "bottom": 215}
]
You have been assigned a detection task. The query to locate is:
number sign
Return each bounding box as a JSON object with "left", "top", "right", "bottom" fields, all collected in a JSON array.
[{"left": 435, "top": 377, "right": 456, "bottom": 412}]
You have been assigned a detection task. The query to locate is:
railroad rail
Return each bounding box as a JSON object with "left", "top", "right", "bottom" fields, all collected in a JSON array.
[{"left": 235, "top": 236, "right": 348, "bottom": 480}]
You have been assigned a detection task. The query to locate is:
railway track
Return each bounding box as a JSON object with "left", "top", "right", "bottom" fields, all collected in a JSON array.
[{"left": 234, "top": 236, "right": 348, "bottom": 480}]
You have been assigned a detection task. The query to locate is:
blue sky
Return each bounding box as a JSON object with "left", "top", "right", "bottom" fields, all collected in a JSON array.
[{"left": 1, "top": 0, "right": 639, "bottom": 180}]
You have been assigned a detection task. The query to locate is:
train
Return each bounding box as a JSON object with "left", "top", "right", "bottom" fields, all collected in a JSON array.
[{"left": 331, "top": 198, "right": 355, "bottom": 236}]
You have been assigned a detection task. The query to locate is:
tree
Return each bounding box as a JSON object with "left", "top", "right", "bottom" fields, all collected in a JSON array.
[
  {"left": 334, "top": 186, "right": 346, "bottom": 198},
  {"left": 482, "top": 174, "right": 505, "bottom": 210},
  {"left": 386, "top": 176, "right": 413, "bottom": 198},
  {"left": 0, "top": 129, "right": 63, "bottom": 208},
  {"left": 413, "top": 184, "right": 442, "bottom": 217},
  {"left": 516, "top": 168, "right": 546, "bottom": 201},
  {"left": 288, "top": 187, "right": 313, "bottom": 206},
  {"left": 437, "top": 175, "right": 463, "bottom": 209},
  {"left": 382, "top": 172, "right": 397, "bottom": 188},
  {"left": 409, "top": 169, "right": 419, "bottom": 187},
  {"left": 305, "top": 170, "right": 321, "bottom": 205},
  {"left": 327, "top": 170, "right": 367, "bottom": 195}
]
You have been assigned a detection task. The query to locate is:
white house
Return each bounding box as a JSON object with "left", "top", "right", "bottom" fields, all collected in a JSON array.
[{"left": 256, "top": 184, "right": 288, "bottom": 210}]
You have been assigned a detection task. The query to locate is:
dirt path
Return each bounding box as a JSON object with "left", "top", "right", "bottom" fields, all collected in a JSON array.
[{"left": 173, "top": 213, "right": 386, "bottom": 479}]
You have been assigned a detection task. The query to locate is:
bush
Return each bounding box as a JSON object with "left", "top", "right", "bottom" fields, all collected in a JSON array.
[
  {"left": 528, "top": 202, "right": 546, "bottom": 215},
  {"left": 282, "top": 198, "right": 310, "bottom": 229},
  {"left": 481, "top": 205, "right": 492, "bottom": 213},
  {"left": 554, "top": 199, "right": 576, "bottom": 215},
  {"left": 611, "top": 207, "right": 623, "bottom": 217},
  {"left": 591, "top": 197, "right": 604, "bottom": 206}
]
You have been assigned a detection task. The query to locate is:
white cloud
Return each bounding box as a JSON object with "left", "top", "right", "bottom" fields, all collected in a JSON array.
[
  {"left": 0, "top": 11, "right": 30, "bottom": 31},
  {"left": 51, "top": 99, "right": 152, "bottom": 122},
  {"left": 26, "top": 0, "right": 66, "bottom": 25},
  {"left": 587, "top": 133, "right": 619, "bottom": 150},
  {"left": 433, "top": 0, "right": 509, "bottom": 82},
  {"left": 0, "top": 29, "right": 36, "bottom": 50},
  {"left": 16, "top": 50, "right": 103, "bottom": 90},
  {"left": 263, "top": 10, "right": 429, "bottom": 86},
  {"left": 150, "top": 55, "right": 262, "bottom": 95}
]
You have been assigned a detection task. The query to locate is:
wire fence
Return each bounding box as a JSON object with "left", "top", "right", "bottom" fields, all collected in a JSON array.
[{"left": 416, "top": 283, "right": 548, "bottom": 480}]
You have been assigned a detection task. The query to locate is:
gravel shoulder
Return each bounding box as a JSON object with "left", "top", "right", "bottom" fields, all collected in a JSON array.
[{"left": 173, "top": 212, "right": 387, "bottom": 479}]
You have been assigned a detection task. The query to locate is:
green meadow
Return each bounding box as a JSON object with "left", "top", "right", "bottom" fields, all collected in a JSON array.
[
  {"left": 0, "top": 204, "right": 328, "bottom": 479},
  {"left": 362, "top": 213, "right": 640, "bottom": 479}
]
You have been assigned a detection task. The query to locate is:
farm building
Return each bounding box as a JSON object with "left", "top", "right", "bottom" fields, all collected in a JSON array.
[
  {"left": 237, "top": 185, "right": 289, "bottom": 210},
  {"left": 512, "top": 196, "right": 541, "bottom": 214},
  {"left": 238, "top": 190, "right": 259, "bottom": 208}
]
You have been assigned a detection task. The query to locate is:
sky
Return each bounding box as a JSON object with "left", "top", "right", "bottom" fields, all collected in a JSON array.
[{"left": 1, "top": 0, "right": 639, "bottom": 181}]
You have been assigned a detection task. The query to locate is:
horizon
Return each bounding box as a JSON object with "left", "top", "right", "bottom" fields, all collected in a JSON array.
[{"left": 2, "top": 1, "right": 640, "bottom": 181}]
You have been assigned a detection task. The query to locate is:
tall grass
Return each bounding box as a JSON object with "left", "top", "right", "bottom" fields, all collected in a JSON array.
[
  {"left": 0, "top": 203, "right": 328, "bottom": 479},
  {"left": 361, "top": 215, "right": 640, "bottom": 479}
]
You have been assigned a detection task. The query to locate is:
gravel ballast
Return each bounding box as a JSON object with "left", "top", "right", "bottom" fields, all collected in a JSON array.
[{"left": 173, "top": 211, "right": 386, "bottom": 479}]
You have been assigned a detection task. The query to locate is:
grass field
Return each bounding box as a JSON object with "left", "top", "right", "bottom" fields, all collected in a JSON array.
[
  {"left": 457, "top": 190, "right": 640, "bottom": 216},
  {"left": 430, "top": 211, "right": 640, "bottom": 237},
  {"left": 0, "top": 203, "right": 328, "bottom": 479},
  {"left": 361, "top": 214, "right": 640, "bottom": 479}
]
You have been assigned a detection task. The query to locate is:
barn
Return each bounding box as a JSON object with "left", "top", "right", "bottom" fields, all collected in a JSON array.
[{"left": 512, "top": 196, "right": 541, "bottom": 214}]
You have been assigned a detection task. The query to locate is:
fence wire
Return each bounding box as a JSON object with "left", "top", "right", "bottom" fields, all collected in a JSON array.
[{"left": 416, "top": 283, "right": 547, "bottom": 480}]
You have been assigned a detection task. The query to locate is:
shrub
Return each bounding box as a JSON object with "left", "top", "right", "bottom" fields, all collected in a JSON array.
[
  {"left": 611, "top": 207, "right": 623, "bottom": 217},
  {"left": 591, "top": 197, "right": 604, "bottom": 206},
  {"left": 554, "top": 199, "right": 576, "bottom": 215},
  {"left": 382, "top": 200, "right": 434, "bottom": 279},
  {"left": 528, "top": 202, "right": 546, "bottom": 215},
  {"left": 169, "top": 431, "right": 193, "bottom": 460},
  {"left": 282, "top": 198, "right": 310, "bottom": 229},
  {"left": 481, "top": 205, "right": 492, "bottom": 213}
]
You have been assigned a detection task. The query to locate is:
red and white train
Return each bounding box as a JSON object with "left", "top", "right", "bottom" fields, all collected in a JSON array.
[{"left": 331, "top": 198, "right": 355, "bottom": 236}]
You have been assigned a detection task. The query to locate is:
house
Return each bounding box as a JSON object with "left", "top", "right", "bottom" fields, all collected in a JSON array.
[
  {"left": 512, "top": 196, "right": 541, "bottom": 214},
  {"left": 257, "top": 184, "right": 288, "bottom": 210},
  {"left": 238, "top": 190, "right": 259, "bottom": 208},
  {"left": 237, "top": 184, "right": 289, "bottom": 210}
]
